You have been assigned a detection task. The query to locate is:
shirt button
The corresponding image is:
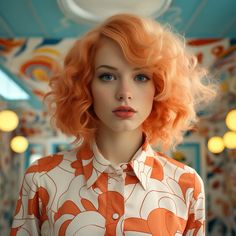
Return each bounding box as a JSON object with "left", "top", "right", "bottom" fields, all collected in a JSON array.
[{"left": 112, "top": 213, "right": 119, "bottom": 220}]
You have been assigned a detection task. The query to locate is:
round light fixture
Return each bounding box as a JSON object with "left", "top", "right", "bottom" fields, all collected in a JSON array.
[
  {"left": 226, "top": 109, "right": 236, "bottom": 131},
  {"left": 223, "top": 131, "right": 236, "bottom": 149},
  {"left": 10, "top": 136, "right": 29, "bottom": 153},
  {"left": 208, "top": 136, "right": 225, "bottom": 154},
  {"left": 58, "top": 0, "right": 172, "bottom": 24},
  {"left": 0, "top": 110, "right": 19, "bottom": 132}
]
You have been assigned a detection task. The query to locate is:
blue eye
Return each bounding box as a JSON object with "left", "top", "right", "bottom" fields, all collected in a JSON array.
[
  {"left": 135, "top": 74, "right": 150, "bottom": 82},
  {"left": 98, "top": 73, "right": 115, "bottom": 81}
]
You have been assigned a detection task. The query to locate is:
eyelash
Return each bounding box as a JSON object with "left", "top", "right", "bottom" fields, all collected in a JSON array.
[
  {"left": 135, "top": 74, "right": 150, "bottom": 82},
  {"left": 98, "top": 73, "right": 115, "bottom": 81},
  {"left": 98, "top": 73, "right": 150, "bottom": 82}
]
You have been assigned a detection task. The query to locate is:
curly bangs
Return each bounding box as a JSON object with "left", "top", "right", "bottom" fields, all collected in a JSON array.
[{"left": 45, "top": 13, "right": 217, "bottom": 149}]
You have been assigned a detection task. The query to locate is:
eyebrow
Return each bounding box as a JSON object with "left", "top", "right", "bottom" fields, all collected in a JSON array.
[
  {"left": 95, "top": 65, "right": 146, "bottom": 71},
  {"left": 96, "top": 65, "right": 118, "bottom": 71}
]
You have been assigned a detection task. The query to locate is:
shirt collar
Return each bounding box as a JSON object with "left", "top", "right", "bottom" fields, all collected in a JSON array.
[{"left": 78, "top": 137, "right": 157, "bottom": 190}]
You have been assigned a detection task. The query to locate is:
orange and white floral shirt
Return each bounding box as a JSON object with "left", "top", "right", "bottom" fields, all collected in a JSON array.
[{"left": 11, "top": 140, "right": 205, "bottom": 236}]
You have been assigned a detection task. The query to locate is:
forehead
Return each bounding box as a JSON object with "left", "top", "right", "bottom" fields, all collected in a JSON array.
[{"left": 94, "top": 38, "right": 127, "bottom": 67}]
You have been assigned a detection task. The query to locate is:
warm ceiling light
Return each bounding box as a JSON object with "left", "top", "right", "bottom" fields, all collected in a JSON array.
[
  {"left": 10, "top": 136, "right": 29, "bottom": 153},
  {"left": 208, "top": 136, "right": 225, "bottom": 153},
  {"left": 0, "top": 110, "right": 19, "bottom": 132},
  {"left": 226, "top": 109, "right": 236, "bottom": 131},
  {"left": 223, "top": 131, "right": 236, "bottom": 149},
  {"left": 58, "top": 0, "right": 172, "bottom": 24}
]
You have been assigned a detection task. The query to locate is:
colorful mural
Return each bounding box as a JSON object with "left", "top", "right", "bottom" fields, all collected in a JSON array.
[{"left": 0, "top": 38, "right": 75, "bottom": 101}]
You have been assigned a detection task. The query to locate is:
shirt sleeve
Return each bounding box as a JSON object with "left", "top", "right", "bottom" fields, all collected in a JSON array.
[
  {"left": 10, "top": 166, "right": 41, "bottom": 236},
  {"left": 184, "top": 171, "right": 206, "bottom": 236}
]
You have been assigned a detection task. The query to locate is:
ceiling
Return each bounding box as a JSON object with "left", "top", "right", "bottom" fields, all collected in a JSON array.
[{"left": 0, "top": 0, "right": 236, "bottom": 38}]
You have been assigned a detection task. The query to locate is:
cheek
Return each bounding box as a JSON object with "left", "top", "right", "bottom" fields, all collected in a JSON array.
[
  {"left": 91, "top": 86, "right": 109, "bottom": 114},
  {"left": 145, "top": 85, "right": 155, "bottom": 103},
  {"left": 142, "top": 87, "right": 155, "bottom": 114},
  {"left": 93, "top": 90, "right": 108, "bottom": 104},
  {"left": 91, "top": 82, "right": 103, "bottom": 102},
  {"left": 144, "top": 96, "right": 155, "bottom": 111}
]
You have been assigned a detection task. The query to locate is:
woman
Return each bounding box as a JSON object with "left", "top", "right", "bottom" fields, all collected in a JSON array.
[{"left": 11, "top": 13, "right": 216, "bottom": 235}]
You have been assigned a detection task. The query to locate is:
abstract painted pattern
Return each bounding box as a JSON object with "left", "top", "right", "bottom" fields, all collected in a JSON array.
[{"left": 10, "top": 139, "right": 205, "bottom": 236}]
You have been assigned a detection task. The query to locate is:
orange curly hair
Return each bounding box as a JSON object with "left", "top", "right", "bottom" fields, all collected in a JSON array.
[{"left": 45, "top": 13, "right": 217, "bottom": 150}]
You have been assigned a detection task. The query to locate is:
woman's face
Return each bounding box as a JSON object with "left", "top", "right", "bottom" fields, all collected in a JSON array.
[{"left": 91, "top": 38, "right": 155, "bottom": 133}]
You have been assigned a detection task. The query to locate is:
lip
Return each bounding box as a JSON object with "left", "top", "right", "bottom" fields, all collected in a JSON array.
[
  {"left": 113, "top": 106, "right": 136, "bottom": 112},
  {"left": 112, "top": 106, "right": 137, "bottom": 118}
]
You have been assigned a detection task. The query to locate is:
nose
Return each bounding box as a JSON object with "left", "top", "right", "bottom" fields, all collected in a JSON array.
[
  {"left": 116, "top": 81, "right": 133, "bottom": 101},
  {"left": 117, "top": 93, "right": 132, "bottom": 101}
]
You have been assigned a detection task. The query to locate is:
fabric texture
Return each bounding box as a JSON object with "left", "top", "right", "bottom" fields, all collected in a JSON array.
[{"left": 10, "top": 139, "right": 205, "bottom": 236}]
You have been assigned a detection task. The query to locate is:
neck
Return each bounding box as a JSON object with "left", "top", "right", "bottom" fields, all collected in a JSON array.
[{"left": 95, "top": 127, "right": 143, "bottom": 165}]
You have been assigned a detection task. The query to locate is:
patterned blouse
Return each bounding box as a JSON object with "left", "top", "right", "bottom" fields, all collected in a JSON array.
[{"left": 11, "top": 139, "right": 205, "bottom": 236}]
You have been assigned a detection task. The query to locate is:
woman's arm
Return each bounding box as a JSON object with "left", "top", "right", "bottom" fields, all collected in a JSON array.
[
  {"left": 10, "top": 167, "right": 41, "bottom": 235},
  {"left": 184, "top": 172, "right": 206, "bottom": 236}
]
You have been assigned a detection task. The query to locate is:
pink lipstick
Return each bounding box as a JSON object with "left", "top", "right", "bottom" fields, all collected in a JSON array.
[{"left": 112, "top": 106, "right": 137, "bottom": 118}]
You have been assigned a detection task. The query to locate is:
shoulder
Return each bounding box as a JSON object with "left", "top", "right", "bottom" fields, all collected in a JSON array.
[
  {"left": 25, "top": 149, "right": 78, "bottom": 175},
  {"left": 154, "top": 150, "right": 196, "bottom": 173},
  {"left": 152, "top": 151, "right": 204, "bottom": 189}
]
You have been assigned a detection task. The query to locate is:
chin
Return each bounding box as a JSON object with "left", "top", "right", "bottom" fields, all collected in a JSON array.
[
  {"left": 109, "top": 124, "right": 141, "bottom": 133},
  {"left": 99, "top": 119, "right": 143, "bottom": 133}
]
